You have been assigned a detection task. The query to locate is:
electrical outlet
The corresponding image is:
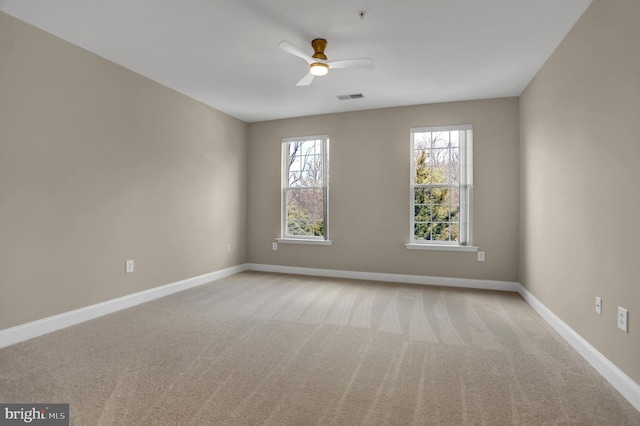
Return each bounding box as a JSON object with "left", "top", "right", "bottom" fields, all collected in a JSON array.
[
  {"left": 227, "top": 243, "right": 231, "bottom": 252},
  {"left": 272, "top": 242, "right": 278, "bottom": 251},
  {"left": 595, "top": 297, "right": 602, "bottom": 315},
  {"left": 125, "top": 260, "right": 134, "bottom": 273},
  {"left": 618, "top": 307, "right": 628, "bottom": 332},
  {"left": 477, "top": 251, "right": 485, "bottom": 262}
]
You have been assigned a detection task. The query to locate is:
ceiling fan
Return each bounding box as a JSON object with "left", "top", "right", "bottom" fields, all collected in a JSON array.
[{"left": 278, "top": 38, "right": 374, "bottom": 86}]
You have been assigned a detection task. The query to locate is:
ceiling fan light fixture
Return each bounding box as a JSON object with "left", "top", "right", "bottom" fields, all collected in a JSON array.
[
  {"left": 310, "top": 62, "right": 329, "bottom": 76},
  {"left": 278, "top": 38, "right": 373, "bottom": 86}
]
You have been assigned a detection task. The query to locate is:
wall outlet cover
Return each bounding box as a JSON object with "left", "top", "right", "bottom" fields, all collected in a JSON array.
[{"left": 618, "top": 306, "right": 628, "bottom": 332}]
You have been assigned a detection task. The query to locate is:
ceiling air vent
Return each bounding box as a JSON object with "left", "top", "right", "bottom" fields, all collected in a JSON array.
[{"left": 337, "top": 93, "right": 364, "bottom": 100}]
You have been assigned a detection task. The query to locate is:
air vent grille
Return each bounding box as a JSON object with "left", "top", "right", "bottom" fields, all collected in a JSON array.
[{"left": 337, "top": 93, "right": 364, "bottom": 100}]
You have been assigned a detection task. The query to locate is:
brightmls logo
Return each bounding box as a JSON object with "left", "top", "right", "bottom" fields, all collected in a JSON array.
[
  {"left": 4, "top": 407, "right": 46, "bottom": 423},
  {"left": 0, "top": 404, "right": 68, "bottom": 425}
]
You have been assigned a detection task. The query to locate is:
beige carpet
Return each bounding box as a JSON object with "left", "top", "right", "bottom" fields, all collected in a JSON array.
[{"left": 1, "top": 271, "right": 639, "bottom": 425}]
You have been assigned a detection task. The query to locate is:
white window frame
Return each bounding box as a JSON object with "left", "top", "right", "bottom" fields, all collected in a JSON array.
[
  {"left": 278, "top": 135, "right": 331, "bottom": 245},
  {"left": 406, "top": 124, "right": 477, "bottom": 252}
]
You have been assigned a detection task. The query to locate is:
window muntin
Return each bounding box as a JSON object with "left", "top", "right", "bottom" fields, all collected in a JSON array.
[
  {"left": 282, "top": 135, "right": 328, "bottom": 239},
  {"left": 410, "top": 125, "right": 472, "bottom": 245}
]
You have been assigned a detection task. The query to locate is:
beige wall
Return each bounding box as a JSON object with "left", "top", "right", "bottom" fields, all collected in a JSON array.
[
  {"left": 0, "top": 13, "right": 248, "bottom": 329},
  {"left": 520, "top": 0, "right": 640, "bottom": 383},
  {"left": 248, "top": 98, "right": 520, "bottom": 281}
]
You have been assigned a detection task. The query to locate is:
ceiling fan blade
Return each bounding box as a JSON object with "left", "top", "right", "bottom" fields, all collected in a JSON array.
[
  {"left": 278, "top": 40, "right": 313, "bottom": 64},
  {"left": 296, "top": 73, "right": 315, "bottom": 86},
  {"left": 328, "top": 58, "right": 374, "bottom": 70}
]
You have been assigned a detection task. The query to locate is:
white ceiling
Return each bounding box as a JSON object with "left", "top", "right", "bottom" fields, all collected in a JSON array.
[{"left": 1, "top": 0, "right": 592, "bottom": 123}]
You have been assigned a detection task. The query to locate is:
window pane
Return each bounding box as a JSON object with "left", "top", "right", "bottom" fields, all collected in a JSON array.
[
  {"left": 414, "top": 150, "right": 427, "bottom": 183},
  {"left": 432, "top": 132, "right": 451, "bottom": 149},
  {"left": 448, "top": 223, "right": 460, "bottom": 241},
  {"left": 313, "top": 220, "right": 324, "bottom": 237},
  {"left": 288, "top": 171, "right": 302, "bottom": 187},
  {"left": 430, "top": 148, "right": 449, "bottom": 165},
  {"left": 448, "top": 187, "right": 460, "bottom": 205},
  {"left": 288, "top": 218, "right": 312, "bottom": 236},
  {"left": 289, "top": 157, "right": 302, "bottom": 171},
  {"left": 432, "top": 205, "right": 448, "bottom": 222},
  {"left": 431, "top": 223, "right": 450, "bottom": 241},
  {"left": 414, "top": 134, "right": 430, "bottom": 151},
  {"left": 414, "top": 223, "right": 431, "bottom": 240},
  {"left": 285, "top": 188, "right": 300, "bottom": 205},
  {"left": 301, "top": 166, "right": 322, "bottom": 185},
  {"left": 415, "top": 187, "right": 458, "bottom": 205},
  {"left": 414, "top": 187, "right": 430, "bottom": 204},
  {"left": 443, "top": 166, "right": 458, "bottom": 185},
  {"left": 429, "top": 186, "right": 446, "bottom": 204},
  {"left": 449, "top": 131, "right": 460, "bottom": 147},
  {"left": 286, "top": 205, "right": 301, "bottom": 221},
  {"left": 414, "top": 205, "right": 429, "bottom": 222}
]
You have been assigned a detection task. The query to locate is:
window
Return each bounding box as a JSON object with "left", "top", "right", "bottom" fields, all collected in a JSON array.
[
  {"left": 281, "top": 135, "right": 329, "bottom": 242},
  {"left": 408, "top": 125, "right": 473, "bottom": 249}
]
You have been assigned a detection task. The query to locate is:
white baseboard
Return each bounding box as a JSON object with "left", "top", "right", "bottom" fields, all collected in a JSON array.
[
  {"left": 0, "top": 264, "right": 248, "bottom": 349},
  {"left": 246, "top": 263, "right": 520, "bottom": 292},
  {"left": 516, "top": 284, "right": 640, "bottom": 412}
]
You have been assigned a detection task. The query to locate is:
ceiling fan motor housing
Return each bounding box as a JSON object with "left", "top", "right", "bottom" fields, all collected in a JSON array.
[{"left": 311, "top": 38, "right": 328, "bottom": 61}]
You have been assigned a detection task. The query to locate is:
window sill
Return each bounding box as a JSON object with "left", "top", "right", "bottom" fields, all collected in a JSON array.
[
  {"left": 276, "top": 238, "right": 333, "bottom": 246},
  {"left": 405, "top": 243, "right": 478, "bottom": 252}
]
